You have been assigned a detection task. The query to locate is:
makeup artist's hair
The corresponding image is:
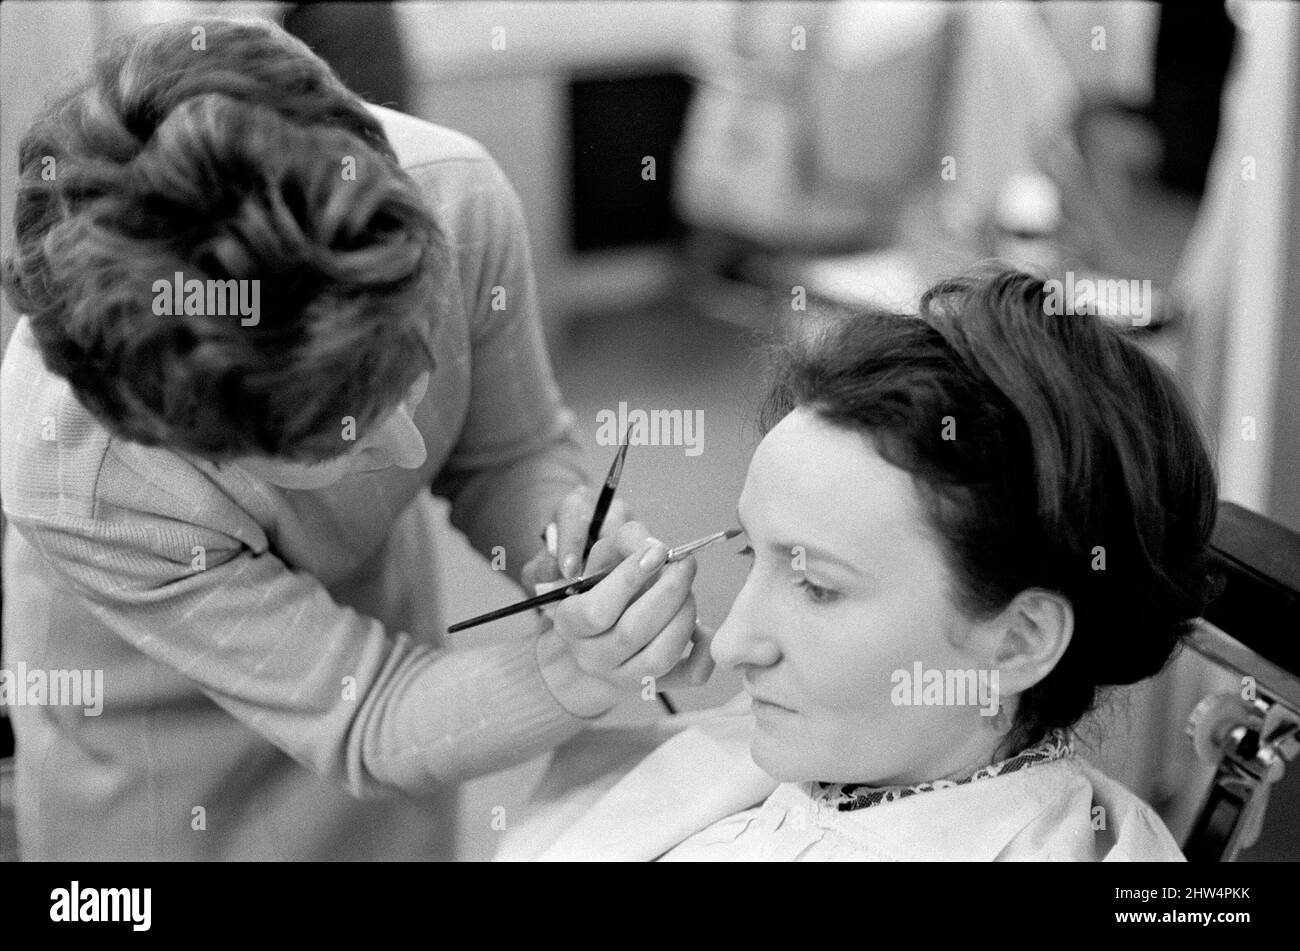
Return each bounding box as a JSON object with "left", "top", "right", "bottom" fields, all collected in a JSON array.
[
  {"left": 2, "top": 17, "right": 442, "bottom": 461},
  {"left": 761, "top": 269, "right": 1221, "bottom": 748}
]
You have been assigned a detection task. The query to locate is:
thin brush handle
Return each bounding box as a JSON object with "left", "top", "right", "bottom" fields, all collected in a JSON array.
[
  {"left": 447, "top": 566, "right": 616, "bottom": 633},
  {"left": 583, "top": 442, "right": 629, "bottom": 563},
  {"left": 447, "top": 528, "right": 738, "bottom": 634}
]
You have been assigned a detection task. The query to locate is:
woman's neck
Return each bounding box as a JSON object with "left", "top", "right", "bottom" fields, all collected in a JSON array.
[{"left": 838, "top": 725, "right": 1019, "bottom": 789}]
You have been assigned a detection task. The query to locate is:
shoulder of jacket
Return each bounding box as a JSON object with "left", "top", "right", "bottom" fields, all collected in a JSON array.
[{"left": 368, "top": 103, "right": 495, "bottom": 173}]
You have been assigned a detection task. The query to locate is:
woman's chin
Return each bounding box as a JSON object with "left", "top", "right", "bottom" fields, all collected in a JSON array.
[
  {"left": 749, "top": 731, "right": 812, "bottom": 782},
  {"left": 749, "top": 716, "right": 891, "bottom": 785}
]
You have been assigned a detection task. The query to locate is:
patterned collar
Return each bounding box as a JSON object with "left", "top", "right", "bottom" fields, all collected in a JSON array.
[{"left": 815, "top": 729, "right": 1075, "bottom": 812}]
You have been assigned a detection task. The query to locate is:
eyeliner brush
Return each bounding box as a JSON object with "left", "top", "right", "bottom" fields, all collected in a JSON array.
[
  {"left": 582, "top": 441, "right": 630, "bottom": 565},
  {"left": 448, "top": 528, "right": 741, "bottom": 634}
]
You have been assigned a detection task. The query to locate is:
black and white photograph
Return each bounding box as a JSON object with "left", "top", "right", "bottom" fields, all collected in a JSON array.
[{"left": 0, "top": 0, "right": 1296, "bottom": 920}]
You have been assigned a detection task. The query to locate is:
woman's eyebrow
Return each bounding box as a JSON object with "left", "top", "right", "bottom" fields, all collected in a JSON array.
[
  {"left": 737, "top": 507, "right": 867, "bottom": 578},
  {"left": 738, "top": 509, "right": 857, "bottom": 576},
  {"left": 766, "top": 538, "right": 864, "bottom": 577}
]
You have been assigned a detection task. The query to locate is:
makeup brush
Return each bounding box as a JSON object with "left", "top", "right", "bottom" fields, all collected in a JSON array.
[
  {"left": 583, "top": 441, "right": 629, "bottom": 564},
  {"left": 449, "top": 528, "right": 741, "bottom": 634}
]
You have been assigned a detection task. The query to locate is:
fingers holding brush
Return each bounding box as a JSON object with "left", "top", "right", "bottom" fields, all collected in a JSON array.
[
  {"left": 552, "top": 534, "right": 671, "bottom": 644},
  {"left": 510, "top": 524, "right": 731, "bottom": 716},
  {"left": 581, "top": 521, "right": 651, "bottom": 577},
  {"left": 537, "top": 535, "right": 686, "bottom": 716},
  {"left": 552, "top": 521, "right": 718, "bottom": 688},
  {"left": 617, "top": 583, "right": 700, "bottom": 682},
  {"left": 554, "top": 486, "right": 632, "bottom": 579},
  {"left": 553, "top": 486, "right": 594, "bottom": 579},
  {"left": 574, "top": 553, "right": 697, "bottom": 677},
  {"left": 528, "top": 495, "right": 631, "bottom": 593}
]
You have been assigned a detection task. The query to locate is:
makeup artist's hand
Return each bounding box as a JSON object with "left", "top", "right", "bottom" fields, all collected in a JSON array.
[
  {"left": 523, "top": 484, "right": 632, "bottom": 589},
  {"left": 535, "top": 521, "right": 714, "bottom": 718}
]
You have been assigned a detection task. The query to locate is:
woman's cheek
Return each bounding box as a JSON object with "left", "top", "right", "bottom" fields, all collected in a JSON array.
[{"left": 799, "top": 603, "right": 912, "bottom": 715}]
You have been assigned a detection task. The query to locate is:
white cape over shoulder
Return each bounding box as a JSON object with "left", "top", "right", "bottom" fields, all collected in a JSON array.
[{"left": 494, "top": 694, "right": 1185, "bottom": 862}]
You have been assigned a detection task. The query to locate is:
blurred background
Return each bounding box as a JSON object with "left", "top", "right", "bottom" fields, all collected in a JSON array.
[{"left": 2, "top": 1, "right": 1298, "bottom": 861}]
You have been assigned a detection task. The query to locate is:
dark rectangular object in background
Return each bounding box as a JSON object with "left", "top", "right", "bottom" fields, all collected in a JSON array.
[
  {"left": 1203, "top": 501, "right": 1300, "bottom": 678},
  {"left": 568, "top": 69, "right": 694, "bottom": 252}
]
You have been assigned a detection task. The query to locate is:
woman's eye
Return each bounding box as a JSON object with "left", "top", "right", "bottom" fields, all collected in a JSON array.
[{"left": 797, "top": 578, "right": 838, "bottom": 605}]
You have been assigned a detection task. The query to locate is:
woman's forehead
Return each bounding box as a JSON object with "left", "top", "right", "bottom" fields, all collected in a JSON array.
[{"left": 744, "top": 409, "right": 930, "bottom": 551}]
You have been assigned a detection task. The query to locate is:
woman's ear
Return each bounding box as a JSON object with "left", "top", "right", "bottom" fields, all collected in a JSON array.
[{"left": 981, "top": 589, "right": 1074, "bottom": 696}]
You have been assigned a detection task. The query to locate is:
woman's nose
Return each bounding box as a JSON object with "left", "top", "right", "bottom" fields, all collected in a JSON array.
[{"left": 710, "top": 580, "right": 781, "bottom": 669}]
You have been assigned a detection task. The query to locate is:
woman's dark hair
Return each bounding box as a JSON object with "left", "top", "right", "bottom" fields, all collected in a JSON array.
[
  {"left": 2, "top": 17, "right": 444, "bottom": 461},
  {"left": 762, "top": 269, "right": 1221, "bottom": 746}
]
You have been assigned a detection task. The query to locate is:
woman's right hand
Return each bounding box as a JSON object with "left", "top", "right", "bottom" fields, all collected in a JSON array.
[{"left": 535, "top": 522, "right": 714, "bottom": 718}]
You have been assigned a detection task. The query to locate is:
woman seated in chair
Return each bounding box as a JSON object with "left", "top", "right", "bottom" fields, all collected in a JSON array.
[{"left": 498, "top": 269, "right": 1220, "bottom": 862}]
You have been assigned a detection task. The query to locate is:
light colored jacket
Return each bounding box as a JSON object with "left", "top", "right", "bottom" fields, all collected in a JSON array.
[
  {"left": 1, "top": 107, "right": 589, "bottom": 860},
  {"left": 496, "top": 695, "right": 1186, "bottom": 861}
]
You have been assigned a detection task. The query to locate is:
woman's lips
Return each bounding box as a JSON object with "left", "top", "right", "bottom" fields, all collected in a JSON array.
[{"left": 745, "top": 686, "right": 795, "bottom": 713}]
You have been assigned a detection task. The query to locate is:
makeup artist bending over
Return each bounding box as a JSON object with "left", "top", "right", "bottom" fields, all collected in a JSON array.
[{"left": 0, "top": 18, "right": 706, "bottom": 860}]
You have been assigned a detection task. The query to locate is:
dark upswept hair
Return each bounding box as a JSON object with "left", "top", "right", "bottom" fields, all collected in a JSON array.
[
  {"left": 2, "top": 17, "right": 444, "bottom": 461},
  {"left": 762, "top": 269, "right": 1221, "bottom": 747}
]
